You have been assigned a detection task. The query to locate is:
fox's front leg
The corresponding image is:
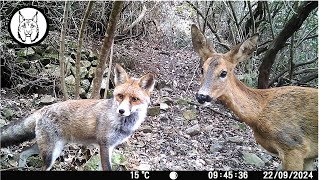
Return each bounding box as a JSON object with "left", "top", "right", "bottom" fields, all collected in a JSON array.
[{"left": 99, "top": 142, "right": 113, "bottom": 171}]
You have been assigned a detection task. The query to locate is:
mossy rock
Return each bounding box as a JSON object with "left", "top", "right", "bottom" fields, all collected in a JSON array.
[
  {"left": 17, "top": 57, "right": 31, "bottom": 69},
  {"left": 17, "top": 48, "right": 35, "bottom": 57},
  {"left": 147, "top": 106, "right": 160, "bottom": 116},
  {"left": 32, "top": 46, "right": 45, "bottom": 55}
]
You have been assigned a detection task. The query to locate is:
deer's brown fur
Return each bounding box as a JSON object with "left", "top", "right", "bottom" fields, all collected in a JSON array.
[{"left": 191, "top": 24, "right": 318, "bottom": 170}]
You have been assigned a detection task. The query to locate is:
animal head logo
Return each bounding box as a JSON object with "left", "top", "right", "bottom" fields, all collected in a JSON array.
[
  {"left": 9, "top": 7, "right": 49, "bottom": 46},
  {"left": 18, "top": 11, "right": 39, "bottom": 42}
]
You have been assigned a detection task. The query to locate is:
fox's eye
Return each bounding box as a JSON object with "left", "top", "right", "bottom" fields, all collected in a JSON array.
[
  {"left": 118, "top": 94, "right": 124, "bottom": 100},
  {"left": 131, "top": 97, "right": 139, "bottom": 102},
  {"left": 220, "top": 70, "right": 227, "bottom": 78}
]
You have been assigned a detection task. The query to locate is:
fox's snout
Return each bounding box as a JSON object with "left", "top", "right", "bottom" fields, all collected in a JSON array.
[{"left": 117, "top": 106, "right": 131, "bottom": 116}]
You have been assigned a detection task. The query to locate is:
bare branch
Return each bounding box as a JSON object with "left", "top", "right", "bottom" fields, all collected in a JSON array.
[
  {"left": 122, "top": 4, "right": 147, "bottom": 34},
  {"left": 187, "top": 1, "right": 230, "bottom": 50},
  {"left": 59, "top": 1, "right": 71, "bottom": 100},
  {"left": 103, "top": 39, "right": 114, "bottom": 99},
  {"left": 75, "top": 1, "right": 95, "bottom": 100}
]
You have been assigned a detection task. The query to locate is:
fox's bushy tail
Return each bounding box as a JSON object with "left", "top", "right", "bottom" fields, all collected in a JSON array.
[{"left": 1, "top": 112, "right": 38, "bottom": 147}]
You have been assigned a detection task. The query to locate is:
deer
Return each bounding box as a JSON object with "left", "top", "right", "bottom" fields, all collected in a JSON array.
[{"left": 190, "top": 24, "right": 318, "bottom": 171}]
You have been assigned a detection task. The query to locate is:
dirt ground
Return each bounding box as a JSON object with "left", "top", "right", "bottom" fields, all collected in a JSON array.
[{"left": 0, "top": 29, "right": 317, "bottom": 172}]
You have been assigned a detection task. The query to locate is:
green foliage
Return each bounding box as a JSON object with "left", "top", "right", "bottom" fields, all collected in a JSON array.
[
  {"left": 2, "top": 108, "right": 13, "bottom": 120},
  {"left": 112, "top": 151, "right": 127, "bottom": 167},
  {"left": 84, "top": 154, "right": 100, "bottom": 171}
]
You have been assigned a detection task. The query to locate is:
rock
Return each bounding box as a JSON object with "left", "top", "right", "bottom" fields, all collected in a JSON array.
[
  {"left": 227, "top": 136, "right": 243, "bottom": 144},
  {"left": 159, "top": 114, "right": 169, "bottom": 121},
  {"left": 141, "top": 126, "right": 152, "bottom": 133},
  {"left": 186, "top": 124, "right": 200, "bottom": 136},
  {"left": 45, "top": 46, "right": 58, "bottom": 54},
  {"left": 32, "top": 46, "right": 45, "bottom": 55},
  {"left": 81, "top": 79, "right": 91, "bottom": 91},
  {"left": 91, "top": 60, "right": 98, "bottom": 66},
  {"left": 209, "top": 143, "right": 223, "bottom": 153},
  {"left": 136, "top": 163, "right": 151, "bottom": 171},
  {"left": 243, "top": 152, "right": 265, "bottom": 167},
  {"left": 81, "top": 60, "right": 92, "bottom": 68},
  {"left": 147, "top": 106, "right": 160, "bottom": 116},
  {"left": 44, "top": 64, "right": 60, "bottom": 77},
  {"left": 161, "top": 87, "right": 173, "bottom": 92},
  {"left": 17, "top": 48, "right": 35, "bottom": 57},
  {"left": 204, "top": 125, "right": 214, "bottom": 132},
  {"left": 17, "top": 57, "right": 30, "bottom": 69},
  {"left": 39, "top": 95, "right": 55, "bottom": 105},
  {"left": 0, "top": 119, "right": 7, "bottom": 127},
  {"left": 161, "top": 97, "right": 174, "bottom": 105},
  {"left": 71, "top": 66, "right": 88, "bottom": 79},
  {"left": 88, "top": 66, "right": 96, "bottom": 78},
  {"left": 65, "top": 75, "right": 76, "bottom": 85},
  {"left": 88, "top": 50, "right": 98, "bottom": 61},
  {"left": 195, "top": 159, "right": 206, "bottom": 167},
  {"left": 65, "top": 56, "right": 75, "bottom": 64},
  {"left": 39, "top": 57, "right": 51, "bottom": 66},
  {"left": 43, "top": 53, "right": 59, "bottom": 63},
  {"left": 183, "top": 109, "right": 197, "bottom": 121},
  {"left": 160, "top": 102, "right": 169, "bottom": 110}
]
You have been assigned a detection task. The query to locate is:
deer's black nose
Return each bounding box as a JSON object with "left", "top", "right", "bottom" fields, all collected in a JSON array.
[{"left": 196, "top": 94, "right": 212, "bottom": 104}]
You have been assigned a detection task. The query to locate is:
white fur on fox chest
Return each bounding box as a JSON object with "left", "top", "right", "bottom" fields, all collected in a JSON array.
[{"left": 108, "top": 105, "right": 147, "bottom": 147}]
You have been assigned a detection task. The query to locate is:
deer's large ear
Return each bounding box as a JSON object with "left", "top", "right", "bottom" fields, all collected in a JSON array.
[
  {"left": 226, "top": 34, "right": 259, "bottom": 64},
  {"left": 114, "top": 63, "right": 129, "bottom": 85},
  {"left": 191, "top": 24, "right": 216, "bottom": 62},
  {"left": 138, "top": 73, "right": 155, "bottom": 93}
]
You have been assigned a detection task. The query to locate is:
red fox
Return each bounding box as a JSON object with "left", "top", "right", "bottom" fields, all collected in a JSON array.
[{"left": 0, "top": 64, "right": 155, "bottom": 171}]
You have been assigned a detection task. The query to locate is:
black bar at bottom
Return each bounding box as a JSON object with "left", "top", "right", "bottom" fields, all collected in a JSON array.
[{"left": 1, "top": 171, "right": 318, "bottom": 180}]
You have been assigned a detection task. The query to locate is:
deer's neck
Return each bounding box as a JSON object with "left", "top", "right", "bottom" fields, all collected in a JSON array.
[{"left": 218, "top": 76, "right": 266, "bottom": 126}]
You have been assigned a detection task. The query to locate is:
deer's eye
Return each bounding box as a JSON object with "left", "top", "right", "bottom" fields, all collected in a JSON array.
[
  {"left": 131, "top": 97, "right": 139, "bottom": 102},
  {"left": 220, "top": 70, "right": 227, "bottom": 78}
]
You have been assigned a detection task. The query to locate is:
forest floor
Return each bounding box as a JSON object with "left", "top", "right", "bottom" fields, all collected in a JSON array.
[{"left": 0, "top": 30, "right": 317, "bottom": 171}]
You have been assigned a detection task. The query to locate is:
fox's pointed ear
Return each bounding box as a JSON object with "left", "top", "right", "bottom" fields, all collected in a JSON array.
[
  {"left": 114, "top": 63, "right": 129, "bottom": 86},
  {"left": 191, "top": 24, "right": 215, "bottom": 62},
  {"left": 139, "top": 73, "right": 155, "bottom": 93},
  {"left": 19, "top": 11, "right": 25, "bottom": 22},
  {"left": 226, "top": 34, "right": 259, "bottom": 64}
]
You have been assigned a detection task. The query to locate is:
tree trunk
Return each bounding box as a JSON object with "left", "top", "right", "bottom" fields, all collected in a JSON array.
[
  {"left": 257, "top": 1, "right": 317, "bottom": 89},
  {"left": 59, "top": 1, "right": 71, "bottom": 101},
  {"left": 91, "top": 1, "right": 123, "bottom": 99},
  {"left": 75, "top": 1, "right": 95, "bottom": 99}
]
